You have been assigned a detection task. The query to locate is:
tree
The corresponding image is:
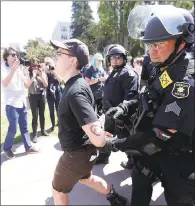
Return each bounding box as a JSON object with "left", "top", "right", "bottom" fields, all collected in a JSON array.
[
  {"left": 97, "top": 0, "right": 144, "bottom": 57},
  {"left": 24, "top": 40, "right": 53, "bottom": 62},
  {"left": 70, "top": 1, "right": 98, "bottom": 54}
]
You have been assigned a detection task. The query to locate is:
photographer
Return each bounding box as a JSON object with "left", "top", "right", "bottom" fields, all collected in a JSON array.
[
  {"left": 1, "top": 47, "right": 39, "bottom": 158},
  {"left": 45, "top": 57, "right": 62, "bottom": 131},
  {"left": 28, "top": 58, "right": 49, "bottom": 143}
]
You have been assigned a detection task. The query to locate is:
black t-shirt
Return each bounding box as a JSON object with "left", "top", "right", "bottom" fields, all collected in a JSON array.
[{"left": 58, "top": 74, "right": 98, "bottom": 151}]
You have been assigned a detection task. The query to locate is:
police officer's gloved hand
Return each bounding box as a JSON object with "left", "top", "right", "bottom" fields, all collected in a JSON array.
[
  {"left": 106, "top": 99, "right": 139, "bottom": 121},
  {"left": 97, "top": 138, "right": 120, "bottom": 153},
  {"left": 104, "top": 115, "right": 117, "bottom": 135}
]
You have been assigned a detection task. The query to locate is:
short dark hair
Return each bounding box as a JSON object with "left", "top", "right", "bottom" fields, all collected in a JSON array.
[
  {"left": 3, "top": 47, "right": 17, "bottom": 61},
  {"left": 50, "top": 39, "right": 89, "bottom": 69}
]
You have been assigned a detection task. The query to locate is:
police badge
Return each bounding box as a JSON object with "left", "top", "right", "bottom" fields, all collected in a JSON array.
[{"left": 171, "top": 82, "right": 191, "bottom": 99}]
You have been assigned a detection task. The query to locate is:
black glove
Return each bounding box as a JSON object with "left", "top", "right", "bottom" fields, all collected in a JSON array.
[
  {"left": 106, "top": 99, "right": 139, "bottom": 121},
  {"left": 104, "top": 115, "right": 117, "bottom": 135},
  {"left": 98, "top": 138, "right": 120, "bottom": 153}
]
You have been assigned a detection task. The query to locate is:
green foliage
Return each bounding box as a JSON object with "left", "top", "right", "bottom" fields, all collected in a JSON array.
[
  {"left": 97, "top": 0, "right": 144, "bottom": 57},
  {"left": 69, "top": 0, "right": 194, "bottom": 57},
  {"left": 70, "top": 1, "right": 97, "bottom": 54},
  {"left": 24, "top": 40, "right": 53, "bottom": 62}
]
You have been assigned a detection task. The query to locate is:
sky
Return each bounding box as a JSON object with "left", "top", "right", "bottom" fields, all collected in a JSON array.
[{"left": 1, "top": 1, "right": 99, "bottom": 47}]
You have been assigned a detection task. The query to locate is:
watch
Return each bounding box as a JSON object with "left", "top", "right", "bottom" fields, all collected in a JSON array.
[{"left": 98, "top": 78, "right": 100, "bottom": 82}]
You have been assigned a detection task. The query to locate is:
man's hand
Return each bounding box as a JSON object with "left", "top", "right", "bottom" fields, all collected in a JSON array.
[{"left": 11, "top": 60, "right": 20, "bottom": 72}]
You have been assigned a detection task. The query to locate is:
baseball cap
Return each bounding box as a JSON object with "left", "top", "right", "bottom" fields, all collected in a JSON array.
[{"left": 50, "top": 39, "right": 89, "bottom": 68}]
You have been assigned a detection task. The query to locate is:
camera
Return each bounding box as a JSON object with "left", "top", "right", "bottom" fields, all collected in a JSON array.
[
  {"left": 49, "top": 65, "right": 55, "bottom": 71},
  {"left": 19, "top": 52, "right": 30, "bottom": 67}
]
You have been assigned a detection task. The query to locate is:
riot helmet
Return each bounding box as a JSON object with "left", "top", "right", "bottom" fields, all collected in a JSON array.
[
  {"left": 106, "top": 44, "right": 128, "bottom": 69},
  {"left": 127, "top": 5, "right": 195, "bottom": 68}
]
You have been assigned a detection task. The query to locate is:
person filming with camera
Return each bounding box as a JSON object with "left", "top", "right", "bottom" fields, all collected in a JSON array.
[{"left": 28, "top": 58, "right": 49, "bottom": 143}]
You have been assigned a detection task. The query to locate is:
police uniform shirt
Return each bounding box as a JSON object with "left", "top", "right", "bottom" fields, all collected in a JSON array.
[
  {"left": 141, "top": 54, "right": 153, "bottom": 81},
  {"left": 103, "top": 65, "right": 139, "bottom": 111},
  {"left": 152, "top": 57, "right": 195, "bottom": 137},
  {"left": 58, "top": 74, "right": 98, "bottom": 151}
]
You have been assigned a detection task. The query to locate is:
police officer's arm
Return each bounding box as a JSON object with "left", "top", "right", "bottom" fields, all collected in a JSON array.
[
  {"left": 68, "top": 92, "right": 112, "bottom": 148},
  {"left": 122, "top": 71, "right": 139, "bottom": 101},
  {"left": 152, "top": 81, "right": 195, "bottom": 146},
  {"left": 140, "top": 54, "right": 151, "bottom": 89}
]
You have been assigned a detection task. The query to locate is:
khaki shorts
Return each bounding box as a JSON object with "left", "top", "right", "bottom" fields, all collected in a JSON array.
[{"left": 52, "top": 145, "right": 98, "bottom": 193}]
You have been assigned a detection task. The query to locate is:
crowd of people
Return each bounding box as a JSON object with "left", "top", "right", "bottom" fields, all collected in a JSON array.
[{"left": 1, "top": 4, "right": 194, "bottom": 206}]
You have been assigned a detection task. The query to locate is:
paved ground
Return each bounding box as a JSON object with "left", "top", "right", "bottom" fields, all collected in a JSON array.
[{"left": 1, "top": 135, "right": 166, "bottom": 205}]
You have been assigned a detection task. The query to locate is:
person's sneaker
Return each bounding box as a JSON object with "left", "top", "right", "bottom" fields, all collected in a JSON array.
[
  {"left": 4, "top": 150, "right": 15, "bottom": 159},
  {"left": 26, "top": 147, "right": 40, "bottom": 154},
  {"left": 32, "top": 136, "right": 38, "bottom": 143},
  {"left": 41, "top": 131, "right": 49, "bottom": 136},
  {"left": 107, "top": 185, "right": 129, "bottom": 206},
  {"left": 120, "top": 160, "right": 134, "bottom": 169}
]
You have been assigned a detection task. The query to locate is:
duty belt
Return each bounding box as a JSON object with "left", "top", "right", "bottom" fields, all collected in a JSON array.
[{"left": 135, "top": 161, "right": 155, "bottom": 179}]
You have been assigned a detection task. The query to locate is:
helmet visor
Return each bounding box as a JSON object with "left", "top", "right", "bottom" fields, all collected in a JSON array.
[{"left": 127, "top": 5, "right": 187, "bottom": 40}]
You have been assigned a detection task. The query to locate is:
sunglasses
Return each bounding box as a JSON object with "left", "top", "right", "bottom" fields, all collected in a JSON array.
[
  {"left": 9, "top": 53, "right": 17, "bottom": 57},
  {"left": 110, "top": 55, "right": 122, "bottom": 60}
]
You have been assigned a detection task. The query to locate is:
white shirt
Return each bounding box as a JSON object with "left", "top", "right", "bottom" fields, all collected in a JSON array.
[{"left": 1, "top": 63, "right": 27, "bottom": 108}]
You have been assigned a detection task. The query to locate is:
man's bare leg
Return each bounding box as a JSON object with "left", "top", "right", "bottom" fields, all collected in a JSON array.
[
  {"left": 79, "top": 174, "right": 111, "bottom": 195},
  {"left": 80, "top": 174, "right": 128, "bottom": 205},
  {"left": 52, "top": 188, "right": 69, "bottom": 205}
]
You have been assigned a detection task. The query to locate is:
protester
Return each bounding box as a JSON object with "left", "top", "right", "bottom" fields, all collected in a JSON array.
[
  {"left": 28, "top": 58, "right": 49, "bottom": 143},
  {"left": 50, "top": 39, "right": 128, "bottom": 206},
  {"left": 1, "top": 47, "right": 39, "bottom": 158},
  {"left": 84, "top": 53, "right": 107, "bottom": 115}
]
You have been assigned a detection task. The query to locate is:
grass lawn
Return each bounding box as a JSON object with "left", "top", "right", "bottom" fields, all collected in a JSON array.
[{"left": 1, "top": 103, "right": 58, "bottom": 146}]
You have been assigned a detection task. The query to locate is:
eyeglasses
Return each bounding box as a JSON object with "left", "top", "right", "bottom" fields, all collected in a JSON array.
[
  {"left": 110, "top": 55, "right": 122, "bottom": 60},
  {"left": 54, "top": 51, "right": 74, "bottom": 59},
  {"left": 146, "top": 41, "right": 168, "bottom": 50},
  {"left": 9, "top": 53, "right": 17, "bottom": 57}
]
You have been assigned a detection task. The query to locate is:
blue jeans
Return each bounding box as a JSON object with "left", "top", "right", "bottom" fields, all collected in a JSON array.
[{"left": 3, "top": 105, "right": 32, "bottom": 152}]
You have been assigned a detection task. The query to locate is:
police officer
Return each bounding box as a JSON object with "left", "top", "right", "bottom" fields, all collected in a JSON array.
[
  {"left": 96, "top": 44, "right": 139, "bottom": 169},
  {"left": 105, "top": 5, "right": 195, "bottom": 206}
]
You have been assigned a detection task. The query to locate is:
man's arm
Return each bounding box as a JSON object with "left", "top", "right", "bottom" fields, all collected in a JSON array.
[
  {"left": 68, "top": 92, "right": 112, "bottom": 148},
  {"left": 82, "top": 121, "right": 112, "bottom": 147},
  {"left": 85, "top": 77, "right": 100, "bottom": 86},
  {"left": 1, "top": 60, "right": 20, "bottom": 87}
]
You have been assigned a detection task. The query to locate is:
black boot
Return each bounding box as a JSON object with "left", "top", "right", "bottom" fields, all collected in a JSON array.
[
  {"left": 107, "top": 185, "right": 128, "bottom": 206},
  {"left": 121, "top": 156, "right": 134, "bottom": 169},
  {"left": 95, "top": 152, "right": 110, "bottom": 165}
]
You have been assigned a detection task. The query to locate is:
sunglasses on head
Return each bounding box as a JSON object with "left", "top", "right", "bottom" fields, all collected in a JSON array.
[{"left": 110, "top": 55, "right": 122, "bottom": 60}]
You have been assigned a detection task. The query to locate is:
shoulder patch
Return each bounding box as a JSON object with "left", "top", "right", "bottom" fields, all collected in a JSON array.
[
  {"left": 171, "top": 82, "right": 191, "bottom": 99},
  {"left": 159, "top": 70, "right": 173, "bottom": 88}
]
